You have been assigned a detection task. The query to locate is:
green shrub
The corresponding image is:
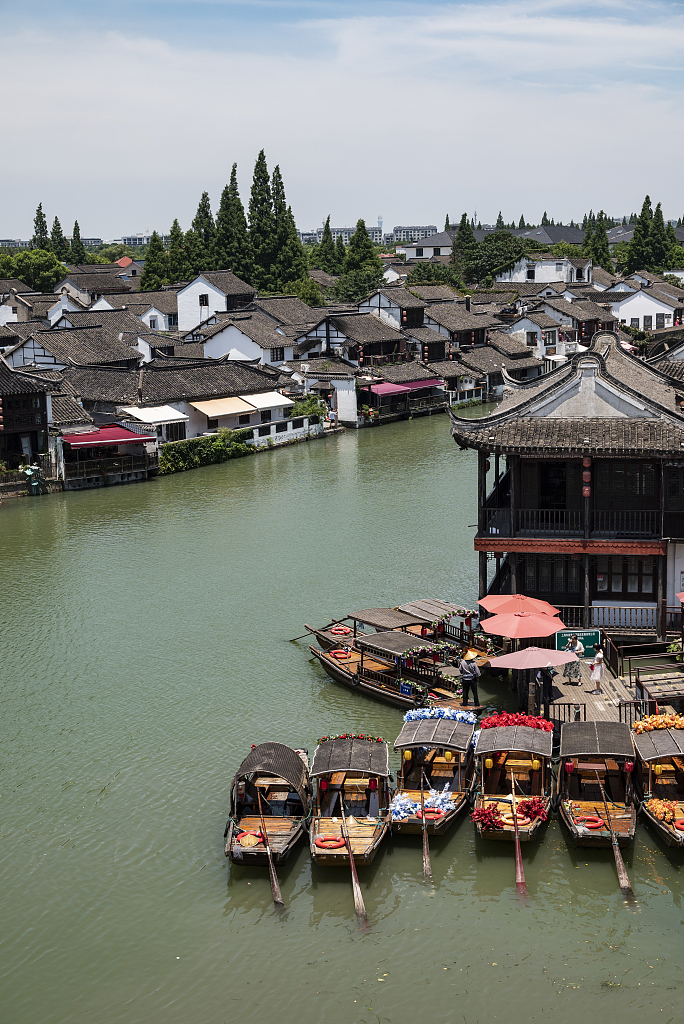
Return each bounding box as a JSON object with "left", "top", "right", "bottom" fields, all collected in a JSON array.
[{"left": 159, "top": 432, "right": 255, "bottom": 475}]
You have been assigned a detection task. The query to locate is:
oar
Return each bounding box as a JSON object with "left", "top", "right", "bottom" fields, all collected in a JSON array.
[
  {"left": 595, "top": 770, "right": 633, "bottom": 896},
  {"left": 289, "top": 618, "right": 348, "bottom": 642},
  {"left": 510, "top": 770, "right": 527, "bottom": 894},
  {"left": 421, "top": 773, "right": 432, "bottom": 881},
  {"left": 340, "top": 800, "right": 367, "bottom": 923},
  {"left": 257, "top": 789, "right": 284, "bottom": 907}
]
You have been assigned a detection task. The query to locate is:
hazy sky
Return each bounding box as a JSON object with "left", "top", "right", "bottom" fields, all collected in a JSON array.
[{"left": 3, "top": 0, "right": 684, "bottom": 239}]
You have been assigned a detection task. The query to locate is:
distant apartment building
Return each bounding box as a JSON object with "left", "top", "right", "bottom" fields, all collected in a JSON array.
[
  {"left": 121, "top": 233, "right": 169, "bottom": 247},
  {"left": 391, "top": 225, "right": 439, "bottom": 242},
  {"left": 298, "top": 221, "right": 439, "bottom": 246}
]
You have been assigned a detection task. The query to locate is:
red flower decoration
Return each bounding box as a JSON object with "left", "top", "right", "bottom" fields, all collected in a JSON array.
[{"left": 480, "top": 713, "right": 552, "bottom": 732}]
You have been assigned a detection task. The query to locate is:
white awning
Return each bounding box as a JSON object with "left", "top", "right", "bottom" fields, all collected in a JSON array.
[
  {"left": 190, "top": 397, "right": 257, "bottom": 416},
  {"left": 120, "top": 404, "right": 189, "bottom": 424},
  {"left": 238, "top": 391, "right": 294, "bottom": 410}
]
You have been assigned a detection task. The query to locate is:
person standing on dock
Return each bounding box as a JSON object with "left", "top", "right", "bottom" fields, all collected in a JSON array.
[
  {"left": 562, "top": 634, "right": 584, "bottom": 685},
  {"left": 536, "top": 663, "right": 554, "bottom": 707},
  {"left": 459, "top": 651, "right": 480, "bottom": 707},
  {"left": 588, "top": 643, "right": 604, "bottom": 695}
]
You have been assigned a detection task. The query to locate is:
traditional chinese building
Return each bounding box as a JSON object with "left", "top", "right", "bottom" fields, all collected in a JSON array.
[{"left": 449, "top": 332, "right": 684, "bottom": 638}]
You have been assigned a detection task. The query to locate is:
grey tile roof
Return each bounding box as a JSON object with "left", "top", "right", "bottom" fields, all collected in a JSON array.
[
  {"left": 366, "top": 359, "right": 443, "bottom": 384},
  {"left": 402, "top": 326, "right": 448, "bottom": 345},
  {"left": 308, "top": 269, "right": 338, "bottom": 288},
  {"left": 424, "top": 303, "right": 500, "bottom": 333},
  {"left": 56, "top": 273, "right": 135, "bottom": 295},
  {"left": 405, "top": 284, "right": 462, "bottom": 302},
  {"left": 54, "top": 309, "right": 149, "bottom": 334},
  {"left": 489, "top": 332, "right": 538, "bottom": 357},
  {"left": 291, "top": 355, "right": 356, "bottom": 379},
  {"left": 0, "top": 357, "right": 48, "bottom": 395},
  {"left": 251, "top": 296, "right": 314, "bottom": 325},
  {"left": 373, "top": 287, "right": 427, "bottom": 309},
  {"left": 101, "top": 290, "right": 179, "bottom": 315},
  {"left": 0, "top": 279, "right": 36, "bottom": 295},
  {"left": 6, "top": 325, "right": 141, "bottom": 366},
  {"left": 50, "top": 394, "right": 93, "bottom": 427},
  {"left": 521, "top": 313, "right": 560, "bottom": 330},
  {"left": 401, "top": 231, "right": 453, "bottom": 247},
  {"left": 540, "top": 297, "right": 617, "bottom": 323},
  {"left": 328, "top": 312, "right": 405, "bottom": 344},
  {"left": 198, "top": 271, "right": 255, "bottom": 297},
  {"left": 650, "top": 358, "right": 684, "bottom": 382}
]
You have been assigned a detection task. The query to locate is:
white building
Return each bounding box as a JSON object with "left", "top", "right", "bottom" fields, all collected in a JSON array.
[
  {"left": 396, "top": 231, "right": 453, "bottom": 261},
  {"left": 391, "top": 225, "right": 439, "bottom": 242},
  {"left": 608, "top": 289, "right": 683, "bottom": 331},
  {"left": 177, "top": 272, "right": 255, "bottom": 331},
  {"left": 496, "top": 255, "right": 592, "bottom": 285}
]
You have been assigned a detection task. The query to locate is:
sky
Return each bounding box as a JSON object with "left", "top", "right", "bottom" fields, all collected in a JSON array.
[{"left": 2, "top": 0, "right": 684, "bottom": 239}]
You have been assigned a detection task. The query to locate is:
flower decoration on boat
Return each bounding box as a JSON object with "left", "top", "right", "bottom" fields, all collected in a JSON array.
[
  {"left": 479, "top": 713, "right": 553, "bottom": 732},
  {"left": 646, "top": 798, "right": 678, "bottom": 823},
  {"left": 317, "top": 733, "right": 384, "bottom": 744},
  {"left": 633, "top": 714, "right": 684, "bottom": 733},
  {"left": 517, "top": 797, "right": 548, "bottom": 822},
  {"left": 471, "top": 806, "right": 505, "bottom": 829},
  {"left": 404, "top": 707, "right": 477, "bottom": 724}
]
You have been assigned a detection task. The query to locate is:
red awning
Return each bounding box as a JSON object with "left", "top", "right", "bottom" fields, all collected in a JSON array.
[
  {"left": 400, "top": 379, "right": 445, "bottom": 390},
  {"left": 370, "top": 382, "right": 411, "bottom": 396},
  {"left": 62, "top": 426, "right": 157, "bottom": 448}
]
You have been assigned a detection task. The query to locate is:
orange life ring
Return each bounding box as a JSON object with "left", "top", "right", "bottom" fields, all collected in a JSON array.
[
  {"left": 501, "top": 812, "right": 531, "bottom": 827},
  {"left": 417, "top": 808, "right": 446, "bottom": 820},
  {"left": 330, "top": 649, "right": 352, "bottom": 660},
  {"left": 673, "top": 819, "right": 684, "bottom": 832},
  {"left": 576, "top": 815, "right": 605, "bottom": 830},
  {"left": 331, "top": 625, "right": 352, "bottom": 635},
  {"left": 315, "top": 835, "right": 346, "bottom": 849},
  {"left": 235, "top": 830, "right": 263, "bottom": 844}
]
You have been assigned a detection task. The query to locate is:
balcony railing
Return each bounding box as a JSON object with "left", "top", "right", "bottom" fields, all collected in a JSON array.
[
  {"left": 591, "top": 509, "right": 659, "bottom": 538},
  {"left": 64, "top": 455, "right": 157, "bottom": 479},
  {"left": 480, "top": 507, "right": 661, "bottom": 539},
  {"left": 516, "top": 509, "right": 583, "bottom": 535}
]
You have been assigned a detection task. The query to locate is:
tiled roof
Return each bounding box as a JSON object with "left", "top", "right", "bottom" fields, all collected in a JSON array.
[
  {"left": 405, "top": 284, "right": 462, "bottom": 302},
  {"left": 540, "top": 297, "right": 617, "bottom": 322},
  {"left": 489, "top": 332, "right": 538, "bottom": 357},
  {"left": 366, "top": 360, "right": 443, "bottom": 384},
  {"left": 252, "top": 295, "right": 317, "bottom": 325},
  {"left": 402, "top": 326, "right": 448, "bottom": 345},
  {"left": 55, "top": 309, "right": 148, "bottom": 334},
  {"left": 57, "top": 273, "right": 134, "bottom": 294},
  {"left": 197, "top": 271, "right": 255, "bottom": 297},
  {"left": 50, "top": 394, "right": 93, "bottom": 427},
  {"left": 308, "top": 269, "right": 338, "bottom": 288},
  {"left": 424, "top": 303, "right": 500, "bottom": 333},
  {"left": 453, "top": 417, "right": 684, "bottom": 455},
  {"left": 0, "top": 279, "right": 36, "bottom": 295},
  {"left": 100, "top": 290, "right": 179, "bottom": 315},
  {"left": 401, "top": 231, "right": 453, "bottom": 247},
  {"left": 650, "top": 358, "right": 684, "bottom": 382},
  {"left": 374, "top": 287, "right": 427, "bottom": 309},
  {"left": 0, "top": 357, "right": 48, "bottom": 395},
  {"left": 6, "top": 325, "right": 140, "bottom": 366},
  {"left": 328, "top": 312, "right": 405, "bottom": 344},
  {"left": 523, "top": 313, "right": 561, "bottom": 330},
  {"left": 292, "top": 355, "right": 356, "bottom": 379}
]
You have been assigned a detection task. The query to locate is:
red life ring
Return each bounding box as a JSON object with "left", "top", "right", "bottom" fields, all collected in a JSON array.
[
  {"left": 417, "top": 808, "right": 446, "bottom": 820},
  {"left": 315, "top": 835, "right": 346, "bottom": 849},
  {"left": 331, "top": 625, "right": 352, "bottom": 635},
  {"left": 673, "top": 819, "right": 684, "bottom": 832},
  {"left": 330, "top": 648, "right": 352, "bottom": 660},
  {"left": 235, "top": 830, "right": 263, "bottom": 844},
  {"left": 576, "top": 815, "right": 605, "bottom": 830}
]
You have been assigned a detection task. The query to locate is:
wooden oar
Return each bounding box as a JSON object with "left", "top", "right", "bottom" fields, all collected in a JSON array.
[
  {"left": 257, "top": 789, "right": 284, "bottom": 907},
  {"left": 340, "top": 800, "right": 367, "bottom": 923},
  {"left": 420, "top": 774, "right": 432, "bottom": 880},
  {"left": 510, "top": 770, "right": 527, "bottom": 894},
  {"left": 290, "top": 618, "right": 348, "bottom": 642},
  {"left": 595, "top": 770, "right": 633, "bottom": 895}
]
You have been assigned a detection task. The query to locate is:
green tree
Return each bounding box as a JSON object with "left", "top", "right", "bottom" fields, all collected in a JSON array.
[
  {"left": 190, "top": 191, "right": 216, "bottom": 272},
  {"left": 466, "top": 232, "right": 528, "bottom": 284},
  {"left": 334, "top": 234, "right": 346, "bottom": 273},
  {"left": 70, "top": 221, "right": 86, "bottom": 263},
  {"left": 332, "top": 267, "right": 383, "bottom": 303},
  {"left": 271, "top": 164, "right": 306, "bottom": 290},
  {"left": 11, "top": 250, "right": 67, "bottom": 290},
  {"left": 248, "top": 149, "right": 276, "bottom": 292},
  {"left": 214, "top": 163, "right": 252, "bottom": 282},
  {"left": 289, "top": 275, "right": 323, "bottom": 307},
  {"left": 627, "top": 195, "right": 653, "bottom": 273},
  {"left": 139, "top": 231, "right": 168, "bottom": 290},
  {"left": 581, "top": 218, "right": 594, "bottom": 258},
  {"left": 518, "top": 215, "right": 526, "bottom": 229},
  {"left": 50, "top": 217, "right": 69, "bottom": 260},
  {"left": 344, "top": 219, "right": 382, "bottom": 275},
  {"left": 453, "top": 213, "right": 479, "bottom": 281},
  {"left": 496, "top": 211, "right": 505, "bottom": 230},
  {"left": 590, "top": 211, "right": 612, "bottom": 272},
  {"left": 183, "top": 228, "right": 205, "bottom": 280},
  {"left": 318, "top": 215, "right": 336, "bottom": 274},
  {"left": 444, "top": 214, "right": 450, "bottom": 231},
  {"left": 168, "top": 219, "right": 190, "bottom": 282},
  {"left": 541, "top": 211, "right": 550, "bottom": 226},
  {"left": 32, "top": 203, "right": 50, "bottom": 250},
  {"left": 550, "top": 241, "right": 583, "bottom": 259},
  {"left": 650, "top": 202, "right": 668, "bottom": 269},
  {"left": 406, "top": 262, "right": 461, "bottom": 288}
]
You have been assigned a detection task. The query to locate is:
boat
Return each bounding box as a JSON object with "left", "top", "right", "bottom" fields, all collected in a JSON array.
[
  {"left": 309, "top": 734, "right": 392, "bottom": 865},
  {"left": 390, "top": 710, "right": 477, "bottom": 834},
  {"left": 304, "top": 607, "right": 435, "bottom": 652},
  {"left": 472, "top": 717, "right": 554, "bottom": 842},
  {"left": 224, "top": 742, "right": 311, "bottom": 865},
  {"left": 558, "top": 721, "right": 637, "bottom": 848},
  {"left": 309, "top": 629, "right": 473, "bottom": 711},
  {"left": 632, "top": 716, "right": 684, "bottom": 847}
]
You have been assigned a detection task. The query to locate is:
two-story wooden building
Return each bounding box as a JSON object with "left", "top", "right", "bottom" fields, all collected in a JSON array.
[{"left": 449, "top": 332, "right": 684, "bottom": 637}]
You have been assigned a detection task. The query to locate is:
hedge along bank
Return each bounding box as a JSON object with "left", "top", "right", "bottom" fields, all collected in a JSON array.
[{"left": 159, "top": 430, "right": 254, "bottom": 475}]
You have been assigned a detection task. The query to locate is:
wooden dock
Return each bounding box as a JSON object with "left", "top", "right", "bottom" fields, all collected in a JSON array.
[{"left": 546, "top": 659, "right": 634, "bottom": 722}]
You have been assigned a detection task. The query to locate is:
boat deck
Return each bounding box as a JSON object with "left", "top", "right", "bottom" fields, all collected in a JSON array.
[
  {"left": 312, "top": 816, "right": 383, "bottom": 857},
  {"left": 233, "top": 815, "right": 300, "bottom": 853},
  {"left": 561, "top": 799, "right": 634, "bottom": 838},
  {"left": 547, "top": 660, "right": 635, "bottom": 722}
]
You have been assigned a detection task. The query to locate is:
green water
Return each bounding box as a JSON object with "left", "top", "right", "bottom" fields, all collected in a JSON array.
[{"left": 1, "top": 413, "right": 682, "bottom": 1024}]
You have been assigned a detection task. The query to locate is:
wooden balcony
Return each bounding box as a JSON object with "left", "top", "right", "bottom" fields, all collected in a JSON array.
[{"left": 481, "top": 507, "right": 661, "bottom": 540}]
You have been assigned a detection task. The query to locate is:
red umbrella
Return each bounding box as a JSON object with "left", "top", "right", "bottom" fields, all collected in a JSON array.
[
  {"left": 481, "top": 611, "right": 565, "bottom": 639},
  {"left": 488, "top": 646, "right": 578, "bottom": 670},
  {"left": 478, "top": 594, "right": 560, "bottom": 617}
]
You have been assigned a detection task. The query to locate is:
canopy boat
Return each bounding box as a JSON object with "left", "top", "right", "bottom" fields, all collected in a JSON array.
[
  {"left": 391, "top": 711, "right": 477, "bottom": 834},
  {"left": 632, "top": 717, "right": 684, "bottom": 847},
  {"left": 309, "top": 630, "right": 470, "bottom": 711},
  {"left": 224, "top": 742, "right": 311, "bottom": 866},
  {"left": 304, "top": 607, "right": 435, "bottom": 652},
  {"left": 397, "top": 599, "right": 491, "bottom": 668},
  {"left": 558, "top": 721, "right": 636, "bottom": 848},
  {"left": 472, "top": 719, "right": 553, "bottom": 842},
  {"left": 309, "top": 735, "right": 392, "bottom": 866}
]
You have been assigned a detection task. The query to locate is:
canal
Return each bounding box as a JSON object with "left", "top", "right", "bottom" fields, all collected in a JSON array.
[{"left": 1, "top": 411, "right": 682, "bottom": 1024}]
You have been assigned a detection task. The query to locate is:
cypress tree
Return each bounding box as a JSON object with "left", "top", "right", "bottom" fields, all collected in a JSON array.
[
  {"left": 454, "top": 213, "right": 478, "bottom": 281},
  {"left": 270, "top": 164, "right": 306, "bottom": 290},
  {"left": 248, "top": 150, "right": 276, "bottom": 292},
  {"left": 318, "top": 215, "right": 336, "bottom": 274},
  {"left": 518, "top": 215, "right": 526, "bottom": 229},
  {"left": 541, "top": 211, "right": 550, "bottom": 226},
  {"left": 444, "top": 214, "right": 450, "bottom": 231},
  {"left": 168, "top": 219, "right": 191, "bottom": 282},
  {"left": 343, "top": 219, "right": 380, "bottom": 274},
  {"left": 495, "top": 211, "right": 505, "bottom": 230},
  {"left": 582, "top": 218, "right": 594, "bottom": 258},
  {"left": 334, "top": 234, "right": 346, "bottom": 273},
  {"left": 183, "top": 229, "right": 205, "bottom": 280},
  {"left": 32, "top": 203, "right": 50, "bottom": 250},
  {"left": 50, "top": 217, "right": 69, "bottom": 260},
  {"left": 650, "top": 202, "right": 668, "bottom": 269},
  {"left": 139, "top": 231, "right": 168, "bottom": 291},
  {"left": 627, "top": 195, "right": 653, "bottom": 272},
  {"left": 70, "top": 221, "right": 86, "bottom": 263},
  {"left": 590, "top": 211, "right": 612, "bottom": 272},
  {"left": 582, "top": 213, "right": 588, "bottom": 230},
  {"left": 214, "top": 163, "right": 252, "bottom": 282},
  {"left": 191, "top": 191, "right": 215, "bottom": 271}
]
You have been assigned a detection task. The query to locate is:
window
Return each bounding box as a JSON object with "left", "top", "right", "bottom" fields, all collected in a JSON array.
[
  {"left": 207, "top": 418, "right": 218, "bottom": 430},
  {"left": 526, "top": 265, "right": 536, "bottom": 280},
  {"left": 576, "top": 268, "right": 584, "bottom": 280},
  {"left": 271, "top": 347, "right": 285, "bottom": 362},
  {"left": 131, "top": 269, "right": 137, "bottom": 277},
  {"left": 630, "top": 318, "right": 639, "bottom": 328},
  {"left": 11, "top": 306, "right": 17, "bottom": 314},
  {"left": 433, "top": 247, "right": 441, "bottom": 256},
  {"left": 644, "top": 315, "right": 652, "bottom": 330},
  {"left": 199, "top": 294, "right": 209, "bottom": 307},
  {"left": 239, "top": 414, "right": 251, "bottom": 425},
  {"left": 149, "top": 318, "right": 157, "bottom": 329},
  {"left": 555, "top": 263, "right": 563, "bottom": 273},
  {"left": 258, "top": 425, "right": 271, "bottom": 437},
  {"left": 292, "top": 417, "right": 304, "bottom": 428},
  {"left": 166, "top": 422, "right": 186, "bottom": 442},
  {"left": 260, "top": 410, "right": 271, "bottom": 423},
  {"left": 168, "top": 314, "right": 178, "bottom": 327},
  {"left": 596, "top": 555, "right": 653, "bottom": 598},
  {"left": 415, "top": 248, "right": 423, "bottom": 257},
  {"left": 275, "top": 421, "right": 287, "bottom": 433},
  {"left": 526, "top": 331, "right": 537, "bottom": 347},
  {"left": 656, "top": 313, "right": 665, "bottom": 329}
]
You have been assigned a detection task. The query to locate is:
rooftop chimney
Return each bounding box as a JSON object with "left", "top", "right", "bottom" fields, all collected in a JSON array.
[{"left": 465, "top": 296, "right": 471, "bottom": 312}]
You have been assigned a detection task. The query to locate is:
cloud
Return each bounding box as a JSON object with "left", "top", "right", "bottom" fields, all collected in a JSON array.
[{"left": 1, "top": 1, "right": 683, "bottom": 236}]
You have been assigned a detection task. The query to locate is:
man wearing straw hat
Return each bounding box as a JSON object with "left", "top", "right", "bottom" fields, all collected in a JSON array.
[{"left": 459, "top": 650, "right": 481, "bottom": 707}]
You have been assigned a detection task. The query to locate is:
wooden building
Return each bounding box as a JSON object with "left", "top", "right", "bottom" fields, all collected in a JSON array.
[
  {"left": 449, "top": 332, "right": 684, "bottom": 637},
  {"left": 0, "top": 357, "right": 49, "bottom": 466}
]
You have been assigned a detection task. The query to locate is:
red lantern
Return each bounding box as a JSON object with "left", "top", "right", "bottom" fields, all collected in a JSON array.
[
  {"left": 438, "top": 622, "right": 444, "bottom": 632},
  {"left": 369, "top": 778, "right": 378, "bottom": 791},
  {"left": 464, "top": 617, "right": 472, "bottom": 627},
  {"left": 582, "top": 470, "right": 591, "bottom": 483},
  {"left": 320, "top": 779, "right": 329, "bottom": 791},
  {"left": 582, "top": 485, "right": 591, "bottom": 497},
  {"left": 565, "top": 761, "right": 574, "bottom": 773},
  {"left": 625, "top": 761, "right": 634, "bottom": 773},
  {"left": 583, "top": 457, "right": 591, "bottom": 468}
]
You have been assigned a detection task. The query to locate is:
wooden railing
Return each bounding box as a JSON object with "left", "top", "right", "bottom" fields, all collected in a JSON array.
[
  {"left": 546, "top": 702, "right": 586, "bottom": 723},
  {"left": 516, "top": 509, "right": 583, "bottom": 535},
  {"left": 591, "top": 509, "right": 659, "bottom": 538},
  {"left": 64, "top": 454, "right": 157, "bottom": 479},
  {"left": 618, "top": 699, "right": 658, "bottom": 727},
  {"left": 478, "top": 507, "right": 660, "bottom": 539}
]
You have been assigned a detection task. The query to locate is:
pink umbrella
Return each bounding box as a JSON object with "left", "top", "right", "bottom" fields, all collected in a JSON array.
[
  {"left": 488, "top": 646, "right": 578, "bottom": 670},
  {"left": 478, "top": 594, "right": 560, "bottom": 617},
  {"left": 677, "top": 592, "right": 684, "bottom": 603},
  {"left": 481, "top": 611, "right": 565, "bottom": 639}
]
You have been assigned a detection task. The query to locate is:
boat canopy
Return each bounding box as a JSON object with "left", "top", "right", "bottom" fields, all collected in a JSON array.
[
  {"left": 310, "top": 737, "right": 390, "bottom": 778},
  {"left": 355, "top": 630, "right": 443, "bottom": 658},
  {"left": 350, "top": 608, "right": 430, "bottom": 630},
  {"left": 393, "top": 719, "right": 474, "bottom": 753},
  {"left": 633, "top": 729, "right": 684, "bottom": 762},
  {"left": 397, "top": 599, "right": 464, "bottom": 621},
  {"left": 560, "top": 721, "right": 634, "bottom": 760},
  {"left": 476, "top": 725, "right": 553, "bottom": 759},
  {"left": 232, "top": 742, "right": 310, "bottom": 805}
]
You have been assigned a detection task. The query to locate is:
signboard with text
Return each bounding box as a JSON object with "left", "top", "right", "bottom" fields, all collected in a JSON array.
[{"left": 554, "top": 629, "right": 600, "bottom": 657}]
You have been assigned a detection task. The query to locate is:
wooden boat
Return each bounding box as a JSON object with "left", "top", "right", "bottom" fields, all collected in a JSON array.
[
  {"left": 473, "top": 723, "right": 553, "bottom": 842},
  {"left": 309, "top": 629, "right": 473, "bottom": 711},
  {"left": 558, "top": 721, "right": 637, "bottom": 848},
  {"left": 391, "top": 716, "right": 476, "bottom": 834},
  {"left": 309, "top": 735, "right": 392, "bottom": 865},
  {"left": 224, "top": 742, "right": 311, "bottom": 866},
  {"left": 397, "top": 599, "right": 492, "bottom": 670},
  {"left": 305, "top": 607, "right": 435, "bottom": 652},
  {"left": 633, "top": 725, "right": 684, "bottom": 847}
]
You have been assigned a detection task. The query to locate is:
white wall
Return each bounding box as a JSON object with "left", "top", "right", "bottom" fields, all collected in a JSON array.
[
  {"left": 504, "top": 318, "right": 560, "bottom": 361},
  {"left": 358, "top": 292, "right": 402, "bottom": 328},
  {"left": 331, "top": 379, "right": 357, "bottom": 425},
  {"left": 401, "top": 243, "right": 452, "bottom": 260},
  {"left": 202, "top": 324, "right": 293, "bottom": 364},
  {"left": 667, "top": 541, "right": 684, "bottom": 605},
  {"left": 178, "top": 277, "right": 230, "bottom": 331},
  {"left": 0, "top": 304, "right": 18, "bottom": 325},
  {"left": 496, "top": 258, "right": 592, "bottom": 284},
  {"left": 4, "top": 337, "right": 66, "bottom": 368},
  {"left": 609, "top": 291, "right": 678, "bottom": 329},
  {"left": 142, "top": 307, "right": 168, "bottom": 332}
]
